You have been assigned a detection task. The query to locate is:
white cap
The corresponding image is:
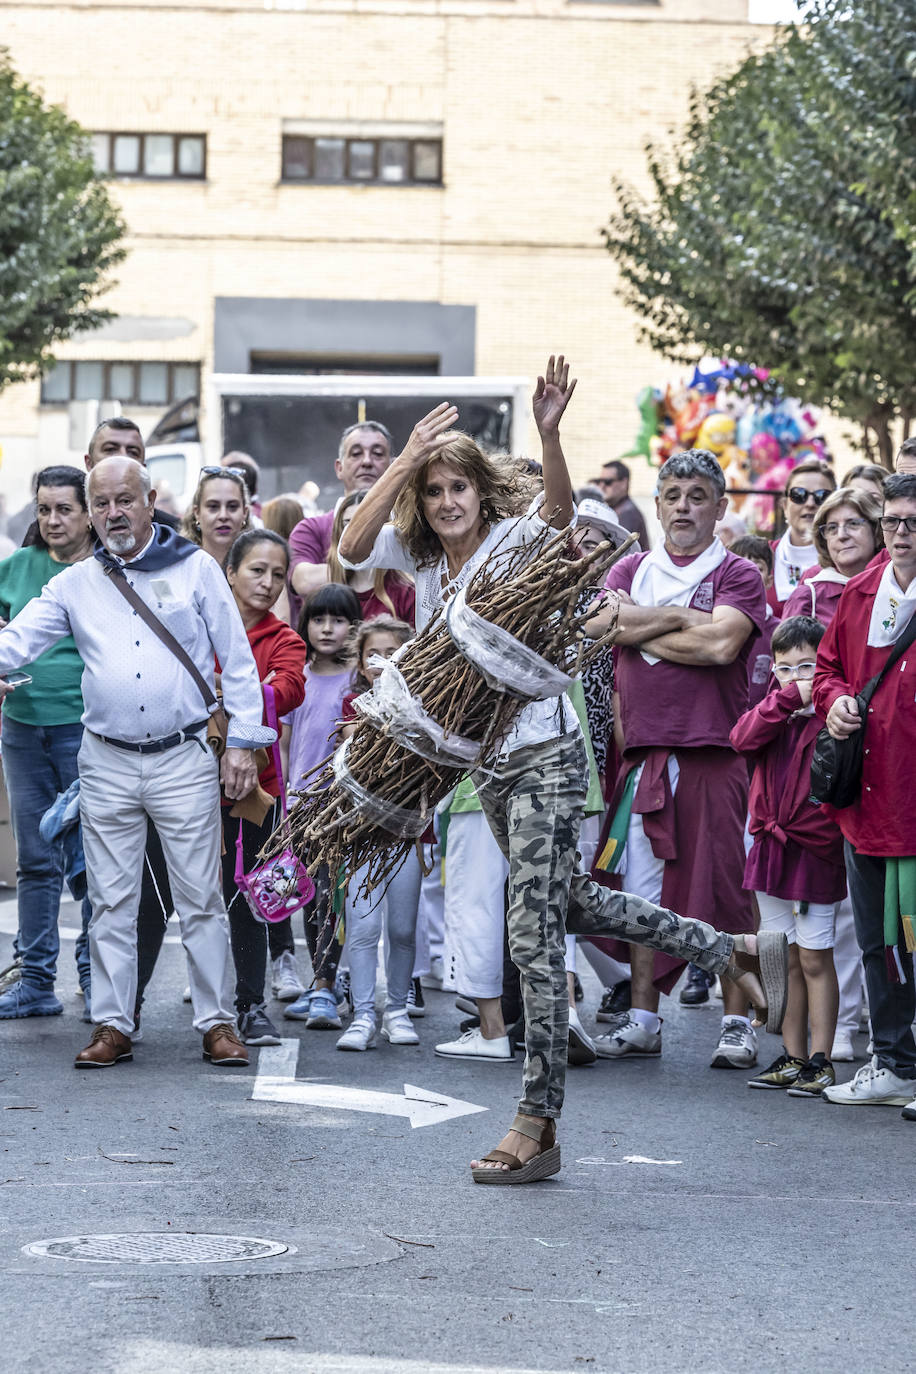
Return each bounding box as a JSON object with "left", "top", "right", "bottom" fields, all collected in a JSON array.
[{"left": 576, "top": 498, "right": 632, "bottom": 547}]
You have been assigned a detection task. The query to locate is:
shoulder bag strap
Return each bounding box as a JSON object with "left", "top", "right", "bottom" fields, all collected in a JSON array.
[
  {"left": 859, "top": 610, "right": 916, "bottom": 710},
  {"left": 103, "top": 564, "right": 217, "bottom": 712},
  {"left": 261, "top": 682, "right": 288, "bottom": 820}
]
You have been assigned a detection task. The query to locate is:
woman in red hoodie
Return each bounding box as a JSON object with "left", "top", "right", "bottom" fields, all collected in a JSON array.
[{"left": 222, "top": 530, "right": 307, "bottom": 1046}]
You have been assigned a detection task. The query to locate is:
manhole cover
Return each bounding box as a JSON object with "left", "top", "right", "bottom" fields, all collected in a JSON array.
[{"left": 23, "top": 1233, "right": 291, "bottom": 1265}]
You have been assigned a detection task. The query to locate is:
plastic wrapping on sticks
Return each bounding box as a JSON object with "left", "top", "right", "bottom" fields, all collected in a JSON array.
[
  {"left": 332, "top": 739, "right": 430, "bottom": 839},
  {"left": 354, "top": 657, "right": 482, "bottom": 767},
  {"left": 445, "top": 585, "right": 575, "bottom": 700}
]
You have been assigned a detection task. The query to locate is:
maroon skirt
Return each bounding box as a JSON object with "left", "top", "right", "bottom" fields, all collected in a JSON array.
[{"left": 587, "top": 746, "right": 753, "bottom": 995}]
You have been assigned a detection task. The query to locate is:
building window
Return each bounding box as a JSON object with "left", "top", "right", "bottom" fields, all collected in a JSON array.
[
  {"left": 40, "top": 361, "right": 200, "bottom": 406},
  {"left": 281, "top": 132, "right": 442, "bottom": 187},
  {"left": 91, "top": 133, "right": 207, "bottom": 180}
]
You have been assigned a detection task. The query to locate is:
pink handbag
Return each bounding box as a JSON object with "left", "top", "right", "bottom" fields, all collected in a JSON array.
[{"left": 234, "top": 684, "right": 314, "bottom": 923}]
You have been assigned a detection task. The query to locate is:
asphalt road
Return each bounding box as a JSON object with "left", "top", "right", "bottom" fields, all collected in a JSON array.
[{"left": 0, "top": 893, "right": 913, "bottom": 1374}]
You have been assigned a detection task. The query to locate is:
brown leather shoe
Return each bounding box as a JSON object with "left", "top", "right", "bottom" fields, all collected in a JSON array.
[
  {"left": 74, "top": 1024, "right": 133, "bottom": 1069},
  {"left": 202, "top": 1022, "right": 249, "bottom": 1066}
]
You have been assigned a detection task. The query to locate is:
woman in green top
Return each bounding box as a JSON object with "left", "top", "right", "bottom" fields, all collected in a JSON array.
[{"left": 0, "top": 466, "right": 94, "bottom": 1019}]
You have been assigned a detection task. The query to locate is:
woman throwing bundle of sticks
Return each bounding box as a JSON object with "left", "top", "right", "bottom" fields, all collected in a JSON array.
[{"left": 339, "top": 355, "right": 788, "bottom": 1185}]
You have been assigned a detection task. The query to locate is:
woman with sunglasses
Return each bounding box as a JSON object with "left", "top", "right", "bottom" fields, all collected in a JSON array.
[
  {"left": 181, "top": 467, "right": 252, "bottom": 567},
  {"left": 769, "top": 459, "right": 837, "bottom": 615},
  {"left": 783, "top": 487, "right": 883, "bottom": 628}
]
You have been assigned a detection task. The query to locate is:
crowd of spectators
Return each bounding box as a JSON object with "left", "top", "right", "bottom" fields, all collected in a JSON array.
[{"left": 1, "top": 399, "right": 915, "bottom": 1143}]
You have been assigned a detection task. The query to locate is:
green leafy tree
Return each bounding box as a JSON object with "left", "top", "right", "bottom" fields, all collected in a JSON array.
[
  {"left": 603, "top": 1, "right": 916, "bottom": 467},
  {"left": 0, "top": 50, "right": 125, "bottom": 391}
]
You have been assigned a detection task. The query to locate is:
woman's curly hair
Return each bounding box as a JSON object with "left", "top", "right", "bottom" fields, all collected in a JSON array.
[{"left": 391, "top": 432, "right": 536, "bottom": 565}]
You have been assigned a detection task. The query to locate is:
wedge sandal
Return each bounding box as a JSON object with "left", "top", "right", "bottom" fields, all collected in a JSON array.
[
  {"left": 724, "top": 931, "right": 789, "bottom": 1034},
  {"left": 471, "top": 1113, "right": 561, "bottom": 1186}
]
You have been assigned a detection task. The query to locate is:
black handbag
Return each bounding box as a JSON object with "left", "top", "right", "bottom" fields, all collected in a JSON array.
[{"left": 810, "top": 610, "right": 916, "bottom": 808}]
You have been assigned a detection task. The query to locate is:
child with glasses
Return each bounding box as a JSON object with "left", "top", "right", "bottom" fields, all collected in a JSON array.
[{"left": 729, "top": 615, "right": 846, "bottom": 1097}]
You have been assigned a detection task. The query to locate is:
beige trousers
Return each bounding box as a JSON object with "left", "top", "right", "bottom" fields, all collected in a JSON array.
[{"left": 78, "top": 730, "right": 235, "bottom": 1035}]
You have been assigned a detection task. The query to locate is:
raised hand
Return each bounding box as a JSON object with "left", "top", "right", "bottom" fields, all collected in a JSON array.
[
  {"left": 533, "top": 355, "right": 577, "bottom": 436},
  {"left": 399, "top": 402, "right": 459, "bottom": 470}
]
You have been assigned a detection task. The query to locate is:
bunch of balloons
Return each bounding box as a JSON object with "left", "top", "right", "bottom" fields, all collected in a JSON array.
[{"left": 621, "top": 361, "right": 830, "bottom": 533}]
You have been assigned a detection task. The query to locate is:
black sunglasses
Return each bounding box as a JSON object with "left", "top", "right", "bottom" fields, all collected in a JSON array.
[{"left": 787, "top": 487, "right": 831, "bottom": 506}]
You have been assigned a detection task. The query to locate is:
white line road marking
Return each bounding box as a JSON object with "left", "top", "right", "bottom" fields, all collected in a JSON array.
[
  {"left": 575, "top": 1155, "right": 683, "bottom": 1166},
  {"left": 0, "top": 907, "right": 181, "bottom": 944},
  {"left": 252, "top": 1039, "right": 487, "bottom": 1129}
]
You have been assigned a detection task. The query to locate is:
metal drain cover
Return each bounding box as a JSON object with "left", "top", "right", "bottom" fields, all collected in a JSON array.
[{"left": 23, "top": 1232, "right": 290, "bottom": 1265}]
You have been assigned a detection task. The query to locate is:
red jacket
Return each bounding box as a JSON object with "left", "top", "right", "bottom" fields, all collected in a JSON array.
[
  {"left": 812, "top": 562, "right": 916, "bottom": 856},
  {"left": 729, "top": 684, "right": 844, "bottom": 866},
  {"left": 217, "top": 612, "right": 306, "bottom": 796}
]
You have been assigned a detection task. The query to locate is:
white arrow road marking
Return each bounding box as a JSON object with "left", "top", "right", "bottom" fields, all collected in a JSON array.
[{"left": 251, "top": 1039, "right": 487, "bottom": 1129}]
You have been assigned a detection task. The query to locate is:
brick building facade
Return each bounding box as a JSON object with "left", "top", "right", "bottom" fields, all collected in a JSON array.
[{"left": 0, "top": 0, "right": 765, "bottom": 506}]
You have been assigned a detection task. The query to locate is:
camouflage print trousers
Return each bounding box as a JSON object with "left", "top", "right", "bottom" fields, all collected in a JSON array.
[{"left": 474, "top": 729, "right": 736, "bottom": 1120}]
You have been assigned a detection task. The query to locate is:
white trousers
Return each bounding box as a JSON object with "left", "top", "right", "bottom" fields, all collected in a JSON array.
[
  {"left": 443, "top": 810, "right": 508, "bottom": 1000},
  {"left": 834, "top": 894, "right": 866, "bottom": 1036},
  {"left": 624, "top": 808, "right": 665, "bottom": 906},
  {"left": 415, "top": 828, "right": 445, "bottom": 977},
  {"left": 78, "top": 731, "right": 235, "bottom": 1035}
]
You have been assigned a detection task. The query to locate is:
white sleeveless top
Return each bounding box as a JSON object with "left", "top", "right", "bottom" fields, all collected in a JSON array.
[{"left": 340, "top": 497, "right": 579, "bottom": 754}]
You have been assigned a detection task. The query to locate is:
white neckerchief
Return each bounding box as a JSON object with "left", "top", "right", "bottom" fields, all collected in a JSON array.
[
  {"left": 867, "top": 561, "right": 916, "bottom": 647},
  {"left": 773, "top": 531, "right": 819, "bottom": 602},
  {"left": 629, "top": 537, "right": 727, "bottom": 665}
]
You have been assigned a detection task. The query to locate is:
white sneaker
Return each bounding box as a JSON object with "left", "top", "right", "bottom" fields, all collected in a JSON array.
[
  {"left": 336, "top": 1016, "right": 377, "bottom": 1052},
  {"left": 568, "top": 1005, "right": 597, "bottom": 1066},
  {"left": 594, "top": 1014, "right": 662, "bottom": 1059},
  {"left": 420, "top": 955, "right": 445, "bottom": 991},
  {"left": 381, "top": 1009, "right": 420, "bottom": 1046},
  {"left": 822, "top": 1056, "right": 916, "bottom": 1106},
  {"left": 710, "top": 1016, "right": 758, "bottom": 1069},
  {"left": 434, "top": 1027, "right": 514, "bottom": 1061},
  {"left": 182, "top": 986, "right": 192, "bottom": 1003},
  {"left": 271, "top": 951, "right": 306, "bottom": 1002},
  {"left": 830, "top": 1029, "right": 856, "bottom": 1063}
]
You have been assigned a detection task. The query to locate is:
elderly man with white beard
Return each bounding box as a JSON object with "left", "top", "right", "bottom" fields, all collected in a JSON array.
[{"left": 0, "top": 457, "right": 274, "bottom": 1068}]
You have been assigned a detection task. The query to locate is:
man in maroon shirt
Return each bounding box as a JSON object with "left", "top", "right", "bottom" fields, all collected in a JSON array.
[
  {"left": 286, "top": 421, "right": 392, "bottom": 625},
  {"left": 814, "top": 473, "right": 916, "bottom": 1113},
  {"left": 590, "top": 449, "right": 766, "bottom": 1070}
]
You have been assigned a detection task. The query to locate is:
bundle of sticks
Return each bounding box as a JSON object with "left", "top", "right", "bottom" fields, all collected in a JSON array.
[{"left": 265, "top": 524, "right": 636, "bottom": 895}]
